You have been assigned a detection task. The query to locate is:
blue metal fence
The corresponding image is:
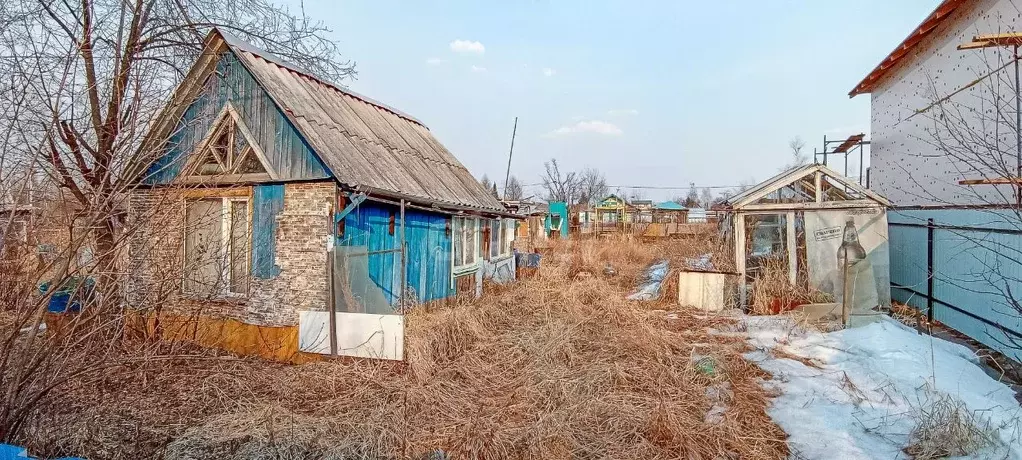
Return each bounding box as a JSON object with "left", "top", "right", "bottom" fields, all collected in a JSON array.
[{"left": 889, "top": 209, "right": 1022, "bottom": 361}]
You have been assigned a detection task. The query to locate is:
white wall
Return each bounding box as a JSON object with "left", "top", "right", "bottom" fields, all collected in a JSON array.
[{"left": 870, "top": 0, "right": 1022, "bottom": 206}]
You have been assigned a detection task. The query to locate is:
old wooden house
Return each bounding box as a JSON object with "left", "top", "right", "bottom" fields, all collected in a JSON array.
[{"left": 128, "top": 29, "right": 516, "bottom": 360}]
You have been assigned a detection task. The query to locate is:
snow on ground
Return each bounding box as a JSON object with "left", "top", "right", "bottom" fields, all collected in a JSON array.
[{"left": 742, "top": 315, "right": 1022, "bottom": 459}]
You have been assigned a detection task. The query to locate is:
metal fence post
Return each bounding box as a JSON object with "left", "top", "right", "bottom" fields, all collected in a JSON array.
[{"left": 926, "top": 218, "right": 935, "bottom": 325}]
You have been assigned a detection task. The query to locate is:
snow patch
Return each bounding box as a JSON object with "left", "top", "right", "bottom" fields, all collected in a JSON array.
[{"left": 744, "top": 315, "right": 1022, "bottom": 459}]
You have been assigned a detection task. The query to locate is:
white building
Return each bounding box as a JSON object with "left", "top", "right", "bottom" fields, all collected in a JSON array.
[{"left": 851, "top": 0, "right": 1022, "bottom": 361}]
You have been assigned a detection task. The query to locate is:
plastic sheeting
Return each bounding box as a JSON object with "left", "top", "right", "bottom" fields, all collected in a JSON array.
[{"left": 627, "top": 260, "right": 670, "bottom": 301}]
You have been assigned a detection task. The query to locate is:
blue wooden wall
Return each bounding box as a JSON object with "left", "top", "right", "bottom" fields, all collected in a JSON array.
[
  {"left": 890, "top": 208, "right": 1022, "bottom": 362},
  {"left": 146, "top": 50, "right": 330, "bottom": 183},
  {"left": 337, "top": 200, "right": 453, "bottom": 305},
  {"left": 251, "top": 184, "right": 284, "bottom": 278}
]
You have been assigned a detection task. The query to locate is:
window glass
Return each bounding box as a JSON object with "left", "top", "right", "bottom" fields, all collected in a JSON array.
[
  {"left": 464, "top": 218, "right": 476, "bottom": 265},
  {"left": 489, "top": 219, "right": 500, "bottom": 259},
  {"left": 502, "top": 219, "right": 514, "bottom": 255},
  {"left": 452, "top": 217, "right": 463, "bottom": 267}
]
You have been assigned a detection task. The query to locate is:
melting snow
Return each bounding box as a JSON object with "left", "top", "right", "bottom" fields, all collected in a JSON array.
[{"left": 743, "top": 315, "right": 1022, "bottom": 459}]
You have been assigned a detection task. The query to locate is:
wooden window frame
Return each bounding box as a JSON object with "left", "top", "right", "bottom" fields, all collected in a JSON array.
[{"left": 182, "top": 196, "right": 251, "bottom": 299}]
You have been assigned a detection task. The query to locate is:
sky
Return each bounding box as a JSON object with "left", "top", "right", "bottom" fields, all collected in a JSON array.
[{"left": 286, "top": 0, "right": 939, "bottom": 201}]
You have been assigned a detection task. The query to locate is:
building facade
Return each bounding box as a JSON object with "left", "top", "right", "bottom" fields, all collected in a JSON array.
[
  {"left": 852, "top": 0, "right": 1022, "bottom": 360},
  {"left": 129, "top": 29, "right": 516, "bottom": 359}
]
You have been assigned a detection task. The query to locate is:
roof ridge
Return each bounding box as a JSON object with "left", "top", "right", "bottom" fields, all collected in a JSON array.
[{"left": 217, "top": 28, "right": 426, "bottom": 127}]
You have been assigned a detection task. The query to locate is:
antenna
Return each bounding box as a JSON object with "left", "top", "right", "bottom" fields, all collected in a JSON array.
[{"left": 502, "top": 117, "right": 518, "bottom": 200}]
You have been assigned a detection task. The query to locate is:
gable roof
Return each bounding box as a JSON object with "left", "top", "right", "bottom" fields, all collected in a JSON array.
[
  {"left": 723, "top": 163, "right": 890, "bottom": 209},
  {"left": 849, "top": 0, "right": 968, "bottom": 97},
  {"left": 145, "top": 29, "right": 504, "bottom": 213}
]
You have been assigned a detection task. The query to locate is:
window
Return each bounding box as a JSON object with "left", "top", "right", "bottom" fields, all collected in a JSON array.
[
  {"left": 452, "top": 216, "right": 478, "bottom": 270},
  {"left": 489, "top": 219, "right": 500, "bottom": 259},
  {"left": 500, "top": 218, "right": 515, "bottom": 256},
  {"left": 184, "top": 198, "right": 249, "bottom": 297}
]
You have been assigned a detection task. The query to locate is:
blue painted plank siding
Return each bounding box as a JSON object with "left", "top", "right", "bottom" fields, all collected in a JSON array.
[
  {"left": 145, "top": 50, "right": 329, "bottom": 183},
  {"left": 251, "top": 184, "right": 285, "bottom": 278},
  {"left": 337, "top": 201, "right": 453, "bottom": 305},
  {"left": 890, "top": 209, "right": 1022, "bottom": 362}
]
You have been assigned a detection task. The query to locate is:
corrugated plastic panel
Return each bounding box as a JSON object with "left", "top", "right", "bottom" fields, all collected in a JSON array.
[
  {"left": 889, "top": 209, "right": 1022, "bottom": 361},
  {"left": 251, "top": 184, "right": 284, "bottom": 278},
  {"left": 145, "top": 51, "right": 330, "bottom": 184}
]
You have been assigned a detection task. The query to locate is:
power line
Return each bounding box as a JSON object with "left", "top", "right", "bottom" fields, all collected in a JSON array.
[{"left": 518, "top": 182, "right": 753, "bottom": 190}]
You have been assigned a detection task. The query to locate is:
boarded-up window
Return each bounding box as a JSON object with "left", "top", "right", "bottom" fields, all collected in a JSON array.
[
  {"left": 184, "top": 197, "right": 250, "bottom": 297},
  {"left": 229, "top": 201, "right": 249, "bottom": 294}
]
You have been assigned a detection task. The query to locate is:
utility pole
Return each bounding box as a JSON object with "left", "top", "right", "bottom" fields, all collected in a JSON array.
[{"left": 503, "top": 117, "right": 518, "bottom": 200}]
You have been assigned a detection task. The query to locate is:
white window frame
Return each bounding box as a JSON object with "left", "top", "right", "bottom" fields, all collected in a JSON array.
[
  {"left": 452, "top": 216, "right": 479, "bottom": 272},
  {"left": 488, "top": 218, "right": 500, "bottom": 260},
  {"left": 182, "top": 196, "right": 251, "bottom": 298},
  {"left": 500, "top": 218, "right": 515, "bottom": 257}
]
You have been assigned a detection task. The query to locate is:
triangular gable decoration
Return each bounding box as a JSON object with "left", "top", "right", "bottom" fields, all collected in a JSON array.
[{"left": 182, "top": 103, "right": 274, "bottom": 181}]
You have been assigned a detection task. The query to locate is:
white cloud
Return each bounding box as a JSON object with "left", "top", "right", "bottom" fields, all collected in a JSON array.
[
  {"left": 607, "top": 109, "right": 639, "bottom": 116},
  {"left": 450, "top": 39, "right": 485, "bottom": 54},
  {"left": 425, "top": 57, "right": 447, "bottom": 65},
  {"left": 470, "top": 65, "right": 487, "bottom": 73},
  {"left": 549, "top": 120, "right": 623, "bottom": 137},
  {"left": 542, "top": 67, "right": 556, "bottom": 77}
]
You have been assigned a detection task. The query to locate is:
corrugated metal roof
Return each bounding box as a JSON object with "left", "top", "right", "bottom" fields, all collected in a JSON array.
[
  {"left": 654, "top": 201, "right": 687, "bottom": 211},
  {"left": 218, "top": 31, "right": 504, "bottom": 213}
]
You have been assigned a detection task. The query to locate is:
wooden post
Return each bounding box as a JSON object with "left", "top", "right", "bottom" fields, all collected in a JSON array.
[
  {"left": 328, "top": 199, "right": 338, "bottom": 357},
  {"left": 841, "top": 246, "right": 850, "bottom": 327},
  {"left": 786, "top": 211, "right": 797, "bottom": 286},
  {"left": 814, "top": 171, "right": 823, "bottom": 203},
  {"left": 400, "top": 199, "right": 407, "bottom": 313},
  {"left": 327, "top": 248, "right": 337, "bottom": 357},
  {"left": 734, "top": 213, "right": 747, "bottom": 309}
]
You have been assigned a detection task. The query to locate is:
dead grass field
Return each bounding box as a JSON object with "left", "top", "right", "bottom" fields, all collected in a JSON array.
[{"left": 21, "top": 237, "right": 788, "bottom": 460}]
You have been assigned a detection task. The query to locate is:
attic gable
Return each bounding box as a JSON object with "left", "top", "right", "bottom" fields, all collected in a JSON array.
[{"left": 143, "top": 45, "right": 329, "bottom": 185}]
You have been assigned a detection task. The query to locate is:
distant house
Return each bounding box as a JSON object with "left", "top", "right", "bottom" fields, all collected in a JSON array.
[
  {"left": 129, "top": 29, "right": 516, "bottom": 360},
  {"left": 653, "top": 201, "right": 688, "bottom": 223},
  {"left": 687, "top": 208, "right": 708, "bottom": 224},
  {"left": 850, "top": 0, "right": 1022, "bottom": 360},
  {"left": 593, "top": 195, "right": 627, "bottom": 233}
]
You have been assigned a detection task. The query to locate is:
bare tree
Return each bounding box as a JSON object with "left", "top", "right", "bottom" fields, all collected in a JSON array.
[
  {"left": 1, "top": 0, "right": 356, "bottom": 291},
  {"left": 782, "top": 136, "right": 809, "bottom": 170},
  {"left": 700, "top": 187, "right": 714, "bottom": 208},
  {"left": 0, "top": 0, "right": 357, "bottom": 444},
  {"left": 577, "top": 168, "right": 608, "bottom": 206},
  {"left": 504, "top": 175, "right": 524, "bottom": 201},
  {"left": 684, "top": 182, "right": 699, "bottom": 207},
  {"left": 480, "top": 174, "right": 492, "bottom": 191},
  {"left": 540, "top": 159, "right": 578, "bottom": 204}
]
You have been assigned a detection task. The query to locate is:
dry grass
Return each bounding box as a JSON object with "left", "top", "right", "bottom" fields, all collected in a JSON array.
[
  {"left": 904, "top": 391, "right": 996, "bottom": 459},
  {"left": 22, "top": 238, "right": 788, "bottom": 460},
  {"left": 749, "top": 258, "right": 834, "bottom": 315}
]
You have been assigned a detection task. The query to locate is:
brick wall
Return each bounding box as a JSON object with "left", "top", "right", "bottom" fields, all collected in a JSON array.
[{"left": 127, "top": 181, "right": 334, "bottom": 327}]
